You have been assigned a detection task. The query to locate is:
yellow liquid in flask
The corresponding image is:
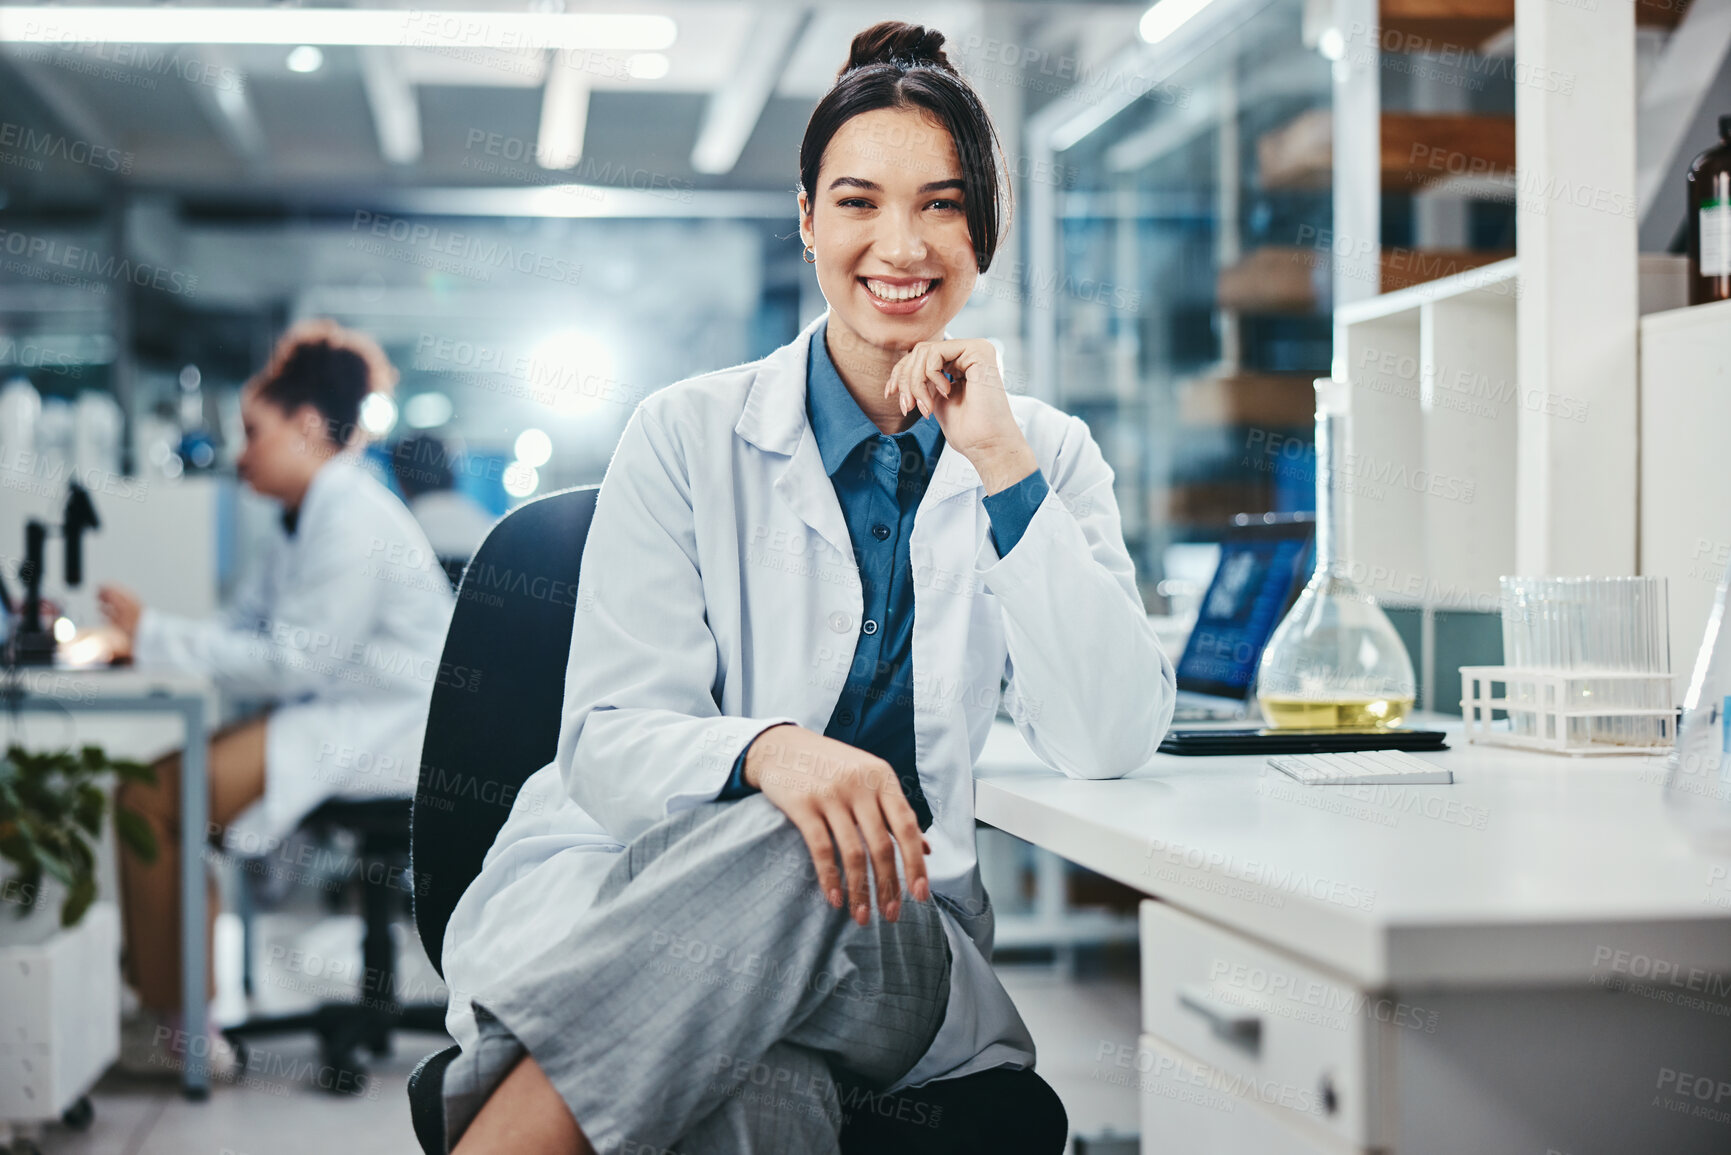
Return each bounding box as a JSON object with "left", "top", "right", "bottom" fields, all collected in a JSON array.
[{"left": 1257, "top": 697, "right": 1415, "bottom": 730}]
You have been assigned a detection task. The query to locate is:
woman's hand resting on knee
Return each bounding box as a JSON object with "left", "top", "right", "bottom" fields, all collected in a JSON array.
[{"left": 742, "top": 723, "right": 931, "bottom": 927}]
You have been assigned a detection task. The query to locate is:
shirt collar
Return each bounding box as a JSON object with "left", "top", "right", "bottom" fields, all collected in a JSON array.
[{"left": 806, "top": 317, "right": 943, "bottom": 478}]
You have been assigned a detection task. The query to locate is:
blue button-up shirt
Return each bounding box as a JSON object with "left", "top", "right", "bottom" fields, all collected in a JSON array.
[{"left": 720, "top": 320, "right": 1051, "bottom": 827}]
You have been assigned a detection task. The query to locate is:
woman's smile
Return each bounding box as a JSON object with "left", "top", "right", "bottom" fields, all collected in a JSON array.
[{"left": 860, "top": 275, "right": 941, "bottom": 314}]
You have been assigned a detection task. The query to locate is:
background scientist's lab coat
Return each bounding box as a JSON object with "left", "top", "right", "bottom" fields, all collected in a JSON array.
[
  {"left": 441, "top": 311, "right": 1176, "bottom": 1091},
  {"left": 135, "top": 456, "right": 455, "bottom": 850}
]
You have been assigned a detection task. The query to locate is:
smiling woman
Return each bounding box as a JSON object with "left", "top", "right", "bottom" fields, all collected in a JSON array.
[
  {"left": 433, "top": 17, "right": 1174, "bottom": 1155},
  {"left": 796, "top": 24, "right": 1006, "bottom": 370}
]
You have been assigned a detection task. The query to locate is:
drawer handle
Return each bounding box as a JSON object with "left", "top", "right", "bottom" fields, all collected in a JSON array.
[{"left": 1177, "top": 985, "right": 1262, "bottom": 1053}]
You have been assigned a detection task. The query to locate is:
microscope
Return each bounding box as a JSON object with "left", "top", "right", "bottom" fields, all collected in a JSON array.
[{"left": 4, "top": 482, "right": 101, "bottom": 666}]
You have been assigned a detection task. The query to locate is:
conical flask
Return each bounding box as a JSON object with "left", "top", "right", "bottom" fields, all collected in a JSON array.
[{"left": 1254, "top": 380, "right": 1416, "bottom": 728}]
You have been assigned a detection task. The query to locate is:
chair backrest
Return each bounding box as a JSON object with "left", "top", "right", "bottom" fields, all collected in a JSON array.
[{"left": 411, "top": 485, "right": 598, "bottom": 976}]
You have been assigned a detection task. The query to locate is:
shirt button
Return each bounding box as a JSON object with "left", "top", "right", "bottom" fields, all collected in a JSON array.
[
  {"left": 837, "top": 708, "right": 855, "bottom": 726},
  {"left": 827, "top": 611, "right": 853, "bottom": 634},
  {"left": 872, "top": 523, "right": 891, "bottom": 541},
  {"left": 862, "top": 619, "right": 879, "bottom": 635}
]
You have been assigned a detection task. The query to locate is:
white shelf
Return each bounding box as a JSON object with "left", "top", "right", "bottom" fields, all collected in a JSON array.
[
  {"left": 1332, "top": 264, "right": 1519, "bottom": 613},
  {"left": 1333, "top": 257, "right": 1519, "bottom": 327}
]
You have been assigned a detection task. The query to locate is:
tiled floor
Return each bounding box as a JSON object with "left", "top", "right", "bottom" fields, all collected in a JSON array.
[{"left": 32, "top": 920, "right": 1142, "bottom": 1155}]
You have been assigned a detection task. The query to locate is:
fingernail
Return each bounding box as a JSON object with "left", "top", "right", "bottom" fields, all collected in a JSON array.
[
  {"left": 855, "top": 902, "right": 869, "bottom": 923},
  {"left": 885, "top": 900, "right": 900, "bottom": 922},
  {"left": 829, "top": 888, "right": 842, "bottom": 908},
  {"left": 915, "top": 879, "right": 930, "bottom": 901}
]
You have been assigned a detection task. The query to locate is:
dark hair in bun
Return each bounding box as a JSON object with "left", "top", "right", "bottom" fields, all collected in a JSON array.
[
  {"left": 799, "top": 21, "right": 1008, "bottom": 273},
  {"left": 249, "top": 319, "right": 397, "bottom": 447}
]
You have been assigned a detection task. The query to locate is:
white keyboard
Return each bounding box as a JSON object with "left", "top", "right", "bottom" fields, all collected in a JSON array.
[{"left": 1268, "top": 749, "right": 1454, "bottom": 786}]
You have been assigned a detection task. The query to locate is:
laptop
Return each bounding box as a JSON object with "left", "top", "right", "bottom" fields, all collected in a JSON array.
[{"left": 1170, "top": 514, "right": 1315, "bottom": 723}]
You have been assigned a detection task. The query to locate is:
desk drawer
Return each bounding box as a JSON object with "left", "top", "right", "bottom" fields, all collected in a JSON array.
[
  {"left": 1137, "top": 1033, "right": 1355, "bottom": 1155},
  {"left": 1140, "top": 901, "right": 1391, "bottom": 1149}
]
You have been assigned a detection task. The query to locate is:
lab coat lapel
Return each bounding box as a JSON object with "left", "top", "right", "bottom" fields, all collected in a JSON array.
[{"left": 737, "top": 313, "right": 855, "bottom": 562}]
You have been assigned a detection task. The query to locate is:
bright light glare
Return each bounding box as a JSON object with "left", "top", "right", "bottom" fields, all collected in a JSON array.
[
  {"left": 528, "top": 330, "right": 617, "bottom": 418},
  {"left": 53, "top": 616, "right": 77, "bottom": 643},
  {"left": 1317, "top": 27, "right": 1345, "bottom": 61},
  {"left": 360, "top": 393, "right": 398, "bottom": 436},
  {"left": 627, "top": 52, "right": 670, "bottom": 80},
  {"left": 404, "top": 392, "right": 454, "bottom": 429},
  {"left": 514, "top": 428, "right": 554, "bottom": 468},
  {"left": 285, "top": 44, "right": 324, "bottom": 72},
  {"left": 1138, "top": 0, "right": 1215, "bottom": 44},
  {"left": 503, "top": 462, "right": 540, "bottom": 498},
  {"left": 0, "top": 9, "right": 678, "bottom": 49}
]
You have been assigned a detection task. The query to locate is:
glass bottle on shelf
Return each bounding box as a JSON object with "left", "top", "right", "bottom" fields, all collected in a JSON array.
[
  {"left": 1687, "top": 114, "right": 1731, "bottom": 306},
  {"left": 1254, "top": 379, "right": 1416, "bottom": 729}
]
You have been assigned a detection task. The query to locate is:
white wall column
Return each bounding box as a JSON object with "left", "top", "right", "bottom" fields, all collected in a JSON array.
[{"left": 1513, "top": 0, "right": 1638, "bottom": 575}]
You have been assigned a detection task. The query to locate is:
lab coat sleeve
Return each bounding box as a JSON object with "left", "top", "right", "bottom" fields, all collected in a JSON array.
[
  {"left": 133, "top": 509, "right": 388, "bottom": 701},
  {"left": 221, "top": 548, "right": 275, "bottom": 633},
  {"left": 556, "top": 404, "right": 800, "bottom": 842},
  {"left": 979, "top": 413, "right": 1175, "bottom": 779}
]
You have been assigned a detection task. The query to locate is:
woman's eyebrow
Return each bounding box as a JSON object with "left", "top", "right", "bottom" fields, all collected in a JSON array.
[{"left": 825, "top": 177, "right": 966, "bottom": 193}]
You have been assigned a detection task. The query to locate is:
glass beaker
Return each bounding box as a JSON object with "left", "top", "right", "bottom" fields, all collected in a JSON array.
[{"left": 1255, "top": 380, "right": 1417, "bottom": 729}]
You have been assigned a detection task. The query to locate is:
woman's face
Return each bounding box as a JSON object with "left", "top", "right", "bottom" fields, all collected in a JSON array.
[
  {"left": 235, "top": 385, "right": 323, "bottom": 502},
  {"left": 799, "top": 106, "right": 980, "bottom": 357}
]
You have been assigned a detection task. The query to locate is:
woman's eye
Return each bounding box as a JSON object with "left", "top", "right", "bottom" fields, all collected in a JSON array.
[
  {"left": 837, "top": 197, "right": 873, "bottom": 209},
  {"left": 927, "top": 198, "right": 963, "bottom": 212}
]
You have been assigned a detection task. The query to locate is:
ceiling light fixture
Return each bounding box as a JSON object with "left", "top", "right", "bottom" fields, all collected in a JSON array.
[
  {"left": 285, "top": 44, "right": 324, "bottom": 73},
  {"left": 1138, "top": 0, "right": 1216, "bottom": 45},
  {"left": 0, "top": 8, "right": 677, "bottom": 50}
]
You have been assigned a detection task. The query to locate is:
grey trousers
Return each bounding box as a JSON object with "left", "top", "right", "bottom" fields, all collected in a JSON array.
[{"left": 440, "top": 793, "right": 953, "bottom": 1154}]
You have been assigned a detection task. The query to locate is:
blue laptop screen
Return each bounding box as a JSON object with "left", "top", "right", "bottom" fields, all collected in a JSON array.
[{"left": 1175, "top": 537, "right": 1311, "bottom": 699}]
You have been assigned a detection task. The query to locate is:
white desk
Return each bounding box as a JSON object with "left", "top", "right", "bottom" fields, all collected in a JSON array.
[
  {"left": 4, "top": 667, "right": 217, "bottom": 1099},
  {"left": 975, "top": 716, "right": 1731, "bottom": 1153}
]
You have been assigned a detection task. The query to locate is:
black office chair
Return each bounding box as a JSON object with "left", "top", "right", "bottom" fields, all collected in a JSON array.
[
  {"left": 222, "top": 796, "right": 447, "bottom": 1083},
  {"left": 404, "top": 485, "right": 1067, "bottom": 1155}
]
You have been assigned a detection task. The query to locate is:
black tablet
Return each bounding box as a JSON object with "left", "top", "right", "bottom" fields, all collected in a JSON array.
[{"left": 1158, "top": 728, "right": 1450, "bottom": 756}]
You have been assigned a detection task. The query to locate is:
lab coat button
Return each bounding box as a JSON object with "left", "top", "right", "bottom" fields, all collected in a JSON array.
[
  {"left": 862, "top": 619, "right": 879, "bottom": 635},
  {"left": 827, "top": 611, "right": 852, "bottom": 634},
  {"left": 837, "top": 708, "right": 854, "bottom": 726},
  {"left": 872, "top": 523, "right": 891, "bottom": 540}
]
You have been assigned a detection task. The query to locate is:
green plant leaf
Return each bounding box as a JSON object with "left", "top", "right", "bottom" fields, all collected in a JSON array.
[
  {"left": 111, "top": 759, "right": 157, "bottom": 785},
  {"left": 60, "top": 873, "right": 95, "bottom": 928},
  {"left": 73, "top": 783, "right": 104, "bottom": 836},
  {"left": 33, "top": 844, "right": 73, "bottom": 887},
  {"left": 113, "top": 806, "right": 159, "bottom": 863},
  {"left": 1, "top": 743, "right": 163, "bottom": 927}
]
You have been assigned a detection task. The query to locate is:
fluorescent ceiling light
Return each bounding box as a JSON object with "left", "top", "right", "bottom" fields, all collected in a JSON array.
[
  {"left": 627, "top": 52, "right": 670, "bottom": 81},
  {"left": 0, "top": 8, "right": 677, "bottom": 50},
  {"left": 1138, "top": 0, "right": 1215, "bottom": 45},
  {"left": 285, "top": 45, "right": 324, "bottom": 74}
]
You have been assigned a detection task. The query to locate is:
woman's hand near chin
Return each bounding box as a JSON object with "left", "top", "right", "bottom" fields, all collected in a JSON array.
[
  {"left": 742, "top": 722, "right": 932, "bottom": 927},
  {"left": 885, "top": 337, "right": 1038, "bottom": 494}
]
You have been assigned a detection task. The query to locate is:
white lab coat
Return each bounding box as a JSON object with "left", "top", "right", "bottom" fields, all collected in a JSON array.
[
  {"left": 135, "top": 456, "right": 455, "bottom": 850},
  {"left": 441, "top": 312, "right": 1175, "bottom": 1091}
]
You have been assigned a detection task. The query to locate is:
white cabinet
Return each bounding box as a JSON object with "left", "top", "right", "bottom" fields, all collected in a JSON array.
[
  {"left": 1137, "top": 1033, "right": 1353, "bottom": 1155},
  {"left": 1139, "top": 900, "right": 1384, "bottom": 1153}
]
